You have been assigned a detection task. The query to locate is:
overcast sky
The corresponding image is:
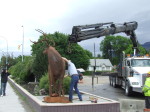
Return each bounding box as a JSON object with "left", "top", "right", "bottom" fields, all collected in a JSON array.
[{"left": 0, "top": 0, "right": 150, "bottom": 57}]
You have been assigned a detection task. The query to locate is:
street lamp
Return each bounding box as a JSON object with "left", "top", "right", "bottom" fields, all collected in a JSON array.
[
  {"left": 22, "top": 26, "right": 24, "bottom": 62},
  {"left": 0, "top": 36, "right": 8, "bottom": 69}
]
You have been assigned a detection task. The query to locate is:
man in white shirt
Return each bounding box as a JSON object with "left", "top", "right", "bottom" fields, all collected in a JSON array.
[{"left": 62, "top": 57, "right": 82, "bottom": 102}]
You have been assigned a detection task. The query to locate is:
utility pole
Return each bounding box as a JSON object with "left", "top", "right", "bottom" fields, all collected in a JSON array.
[
  {"left": 92, "top": 43, "right": 96, "bottom": 89},
  {"left": 22, "top": 26, "right": 24, "bottom": 62}
]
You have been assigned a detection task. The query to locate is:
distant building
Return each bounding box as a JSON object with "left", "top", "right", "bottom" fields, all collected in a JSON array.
[{"left": 88, "top": 59, "right": 113, "bottom": 71}]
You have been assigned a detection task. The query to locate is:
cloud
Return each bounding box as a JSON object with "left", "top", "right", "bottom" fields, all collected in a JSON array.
[{"left": 0, "top": 0, "right": 150, "bottom": 57}]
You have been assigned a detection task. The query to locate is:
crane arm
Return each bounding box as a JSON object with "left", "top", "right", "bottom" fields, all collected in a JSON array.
[
  {"left": 69, "top": 21, "right": 138, "bottom": 47},
  {"left": 68, "top": 21, "right": 139, "bottom": 50}
]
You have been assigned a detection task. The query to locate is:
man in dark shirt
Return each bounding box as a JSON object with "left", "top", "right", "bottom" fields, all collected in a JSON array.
[{"left": 0, "top": 69, "right": 10, "bottom": 96}]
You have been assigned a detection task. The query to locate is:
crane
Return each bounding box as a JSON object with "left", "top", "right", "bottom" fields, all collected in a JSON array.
[{"left": 68, "top": 21, "right": 139, "bottom": 54}]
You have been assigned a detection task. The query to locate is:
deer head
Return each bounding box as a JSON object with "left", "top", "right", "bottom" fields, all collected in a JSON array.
[
  {"left": 30, "top": 29, "right": 55, "bottom": 50},
  {"left": 30, "top": 38, "right": 50, "bottom": 47}
]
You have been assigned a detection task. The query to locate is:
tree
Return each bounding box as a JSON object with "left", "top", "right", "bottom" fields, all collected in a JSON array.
[
  {"left": 31, "top": 32, "right": 91, "bottom": 80},
  {"left": 9, "top": 56, "right": 35, "bottom": 83},
  {"left": 100, "top": 36, "right": 131, "bottom": 64},
  {"left": 97, "top": 54, "right": 101, "bottom": 58},
  {"left": 124, "top": 44, "right": 147, "bottom": 55},
  {"left": 100, "top": 35, "right": 147, "bottom": 65},
  {"left": 0, "top": 54, "right": 17, "bottom": 69},
  {"left": 84, "top": 50, "right": 93, "bottom": 58}
]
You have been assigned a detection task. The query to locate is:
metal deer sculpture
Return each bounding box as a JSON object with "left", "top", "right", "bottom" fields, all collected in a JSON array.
[{"left": 31, "top": 29, "right": 65, "bottom": 97}]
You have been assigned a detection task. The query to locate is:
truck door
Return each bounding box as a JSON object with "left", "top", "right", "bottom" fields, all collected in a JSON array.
[
  {"left": 125, "top": 60, "right": 131, "bottom": 77},
  {"left": 122, "top": 59, "right": 126, "bottom": 76}
]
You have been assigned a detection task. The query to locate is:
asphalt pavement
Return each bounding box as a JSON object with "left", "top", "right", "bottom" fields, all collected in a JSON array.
[{"left": 78, "top": 76, "right": 145, "bottom": 101}]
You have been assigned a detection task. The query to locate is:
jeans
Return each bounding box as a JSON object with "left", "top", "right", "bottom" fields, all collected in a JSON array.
[
  {"left": 0, "top": 83, "right": 7, "bottom": 96},
  {"left": 145, "top": 96, "right": 150, "bottom": 109},
  {"left": 69, "top": 75, "right": 82, "bottom": 101}
]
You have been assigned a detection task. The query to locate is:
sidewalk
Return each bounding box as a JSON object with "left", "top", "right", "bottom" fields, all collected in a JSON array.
[{"left": 0, "top": 82, "right": 33, "bottom": 112}]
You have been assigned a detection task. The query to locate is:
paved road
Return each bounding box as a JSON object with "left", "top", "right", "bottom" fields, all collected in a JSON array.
[
  {"left": 78, "top": 76, "right": 145, "bottom": 101},
  {"left": 0, "top": 82, "right": 33, "bottom": 112}
]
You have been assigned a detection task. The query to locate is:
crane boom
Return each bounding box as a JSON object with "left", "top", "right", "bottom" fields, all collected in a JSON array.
[{"left": 68, "top": 21, "right": 139, "bottom": 53}]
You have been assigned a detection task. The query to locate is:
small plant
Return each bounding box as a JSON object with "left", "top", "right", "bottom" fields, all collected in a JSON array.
[
  {"left": 34, "top": 85, "right": 40, "bottom": 96},
  {"left": 83, "top": 71, "right": 93, "bottom": 76},
  {"left": 39, "top": 73, "right": 49, "bottom": 93},
  {"left": 39, "top": 73, "right": 71, "bottom": 95},
  {"left": 63, "top": 76, "right": 71, "bottom": 94}
]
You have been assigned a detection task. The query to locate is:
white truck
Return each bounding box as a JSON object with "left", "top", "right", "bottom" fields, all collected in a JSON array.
[
  {"left": 68, "top": 21, "right": 149, "bottom": 96},
  {"left": 109, "top": 52, "right": 150, "bottom": 96}
]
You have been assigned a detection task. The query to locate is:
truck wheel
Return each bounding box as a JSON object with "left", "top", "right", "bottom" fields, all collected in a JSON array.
[{"left": 125, "top": 81, "right": 132, "bottom": 96}]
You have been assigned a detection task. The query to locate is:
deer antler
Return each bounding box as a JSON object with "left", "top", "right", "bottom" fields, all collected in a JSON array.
[
  {"left": 30, "top": 38, "right": 50, "bottom": 47},
  {"left": 35, "top": 29, "right": 55, "bottom": 46},
  {"left": 35, "top": 29, "right": 47, "bottom": 36},
  {"left": 30, "top": 40, "right": 38, "bottom": 44}
]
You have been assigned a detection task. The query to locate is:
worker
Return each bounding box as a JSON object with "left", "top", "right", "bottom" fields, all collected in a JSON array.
[
  {"left": 142, "top": 72, "right": 150, "bottom": 109},
  {"left": 62, "top": 57, "right": 82, "bottom": 102}
]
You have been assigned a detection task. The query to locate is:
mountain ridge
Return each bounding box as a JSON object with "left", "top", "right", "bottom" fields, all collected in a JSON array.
[{"left": 142, "top": 42, "right": 150, "bottom": 50}]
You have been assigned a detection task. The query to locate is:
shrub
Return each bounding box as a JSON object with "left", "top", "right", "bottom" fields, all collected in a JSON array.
[
  {"left": 9, "top": 56, "right": 35, "bottom": 83},
  {"left": 39, "top": 73, "right": 71, "bottom": 95},
  {"left": 63, "top": 76, "right": 71, "bottom": 94},
  {"left": 39, "top": 73, "right": 49, "bottom": 93},
  {"left": 83, "top": 71, "right": 93, "bottom": 76}
]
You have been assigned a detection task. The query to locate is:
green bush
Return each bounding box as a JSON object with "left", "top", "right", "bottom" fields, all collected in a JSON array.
[
  {"left": 63, "top": 76, "right": 71, "bottom": 94},
  {"left": 39, "top": 73, "right": 71, "bottom": 95},
  {"left": 39, "top": 73, "right": 49, "bottom": 93},
  {"left": 83, "top": 71, "right": 93, "bottom": 76},
  {"left": 9, "top": 56, "right": 35, "bottom": 83},
  {"left": 83, "top": 71, "right": 112, "bottom": 76}
]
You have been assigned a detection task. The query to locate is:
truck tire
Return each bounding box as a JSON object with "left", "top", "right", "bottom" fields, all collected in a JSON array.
[{"left": 125, "top": 81, "right": 132, "bottom": 96}]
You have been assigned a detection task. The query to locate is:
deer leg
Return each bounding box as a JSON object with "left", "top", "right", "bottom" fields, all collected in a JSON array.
[
  {"left": 53, "top": 79, "right": 57, "bottom": 95},
  {"left": 61, "top": 80, "right": 65, "bottom": 97},
  {"left": 58, "top": 77, "right": 64, "bottom": 97},
  {"left": 57, "top": 79, "right": 61, "bottom": 97},
  {"left": 51, "top": 79, "right": 59, "bottom": 97},
  {"left": 48, "top": 79, "right": 52, "bottom": 96},
  {"left": 53, "top": 78, "right": 61, "bottom": 97},
  {"left": 48, "top": 65, "right": 53, "bottom": 97}
]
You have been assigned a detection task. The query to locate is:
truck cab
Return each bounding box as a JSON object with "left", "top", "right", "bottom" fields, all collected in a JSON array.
[{"left": 121, "top": 55, "right": 150, "bottom": 95}]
